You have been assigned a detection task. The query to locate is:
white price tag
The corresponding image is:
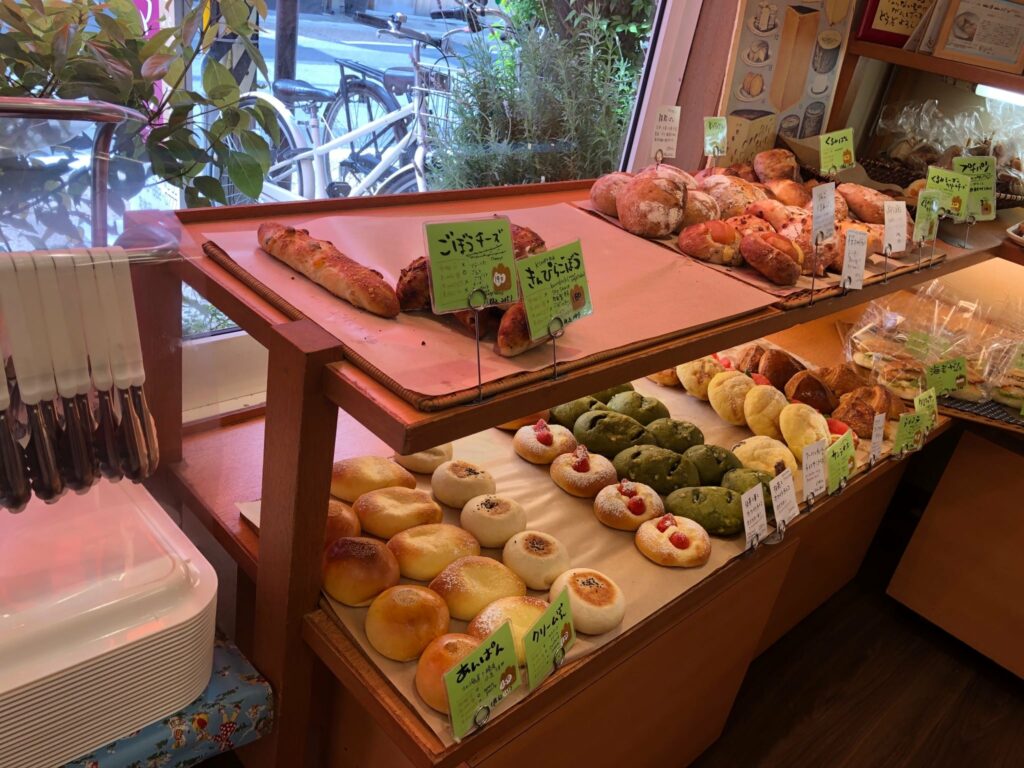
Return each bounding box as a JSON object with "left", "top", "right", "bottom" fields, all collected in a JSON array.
[
  {"left": 841, "top": 229, "right": 868, "bottom": 290},
  {"left": 802, "top": 439, "right": 828, "bottom": 502},
  {"left": 812, "top": 183, "right": 836, "bottom": 242},
  {"left": 651, "top": 106, "right": 681, "bottom": 161},
  {"left": 869, "top": 411, "right": 886, "bottom": 465},
  {"left": 769, "top": 469, "right": 800, "bottom": 529},
  {"left": 742, "top": 485, "right": 769, "bottom": 550},
  {"left": 883, "top": 200, "right": 907, "bottom": 254}
]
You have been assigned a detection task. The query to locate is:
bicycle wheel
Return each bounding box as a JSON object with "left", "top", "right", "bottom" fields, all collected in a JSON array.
[
  {"left": 377, "top": 167, "right": 420, "bottom": 196},
  {"left": 222, "top": 94, "right": 313, "bottom": 204},
  {"left": 324, "top": 80, "right": 409, "bottom": 196}
]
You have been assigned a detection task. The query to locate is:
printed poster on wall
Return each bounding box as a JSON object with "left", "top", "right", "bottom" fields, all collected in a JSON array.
[{"left": 718, "top": 0, "right": 857, "bottom": 165}]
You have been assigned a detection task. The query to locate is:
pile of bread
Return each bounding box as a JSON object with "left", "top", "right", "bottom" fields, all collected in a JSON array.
[
  {"left": 321, "top": 449, "right": 626, "bottom": 717},
  {"left": 646, "top": 344, "right": 907, "bottom": 473},
  {"left": 589, "top": 148, "right": 915, "bottom": 286}
]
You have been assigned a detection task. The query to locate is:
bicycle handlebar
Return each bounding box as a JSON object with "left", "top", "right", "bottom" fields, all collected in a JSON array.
[{"left": 353, "top": 11, "right": 390, "bottom": 29}]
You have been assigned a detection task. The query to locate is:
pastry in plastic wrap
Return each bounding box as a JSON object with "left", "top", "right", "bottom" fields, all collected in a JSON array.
[
  {"left": 682, "top": 444, "right": 743, "bottom": 486},
  {"left": 676, "top": 356, "right": 726, "bottom": 400},
  {"left": 593, "top": 480, "right": 664, "bottom": 531},
  {"left": 549, "top": 568, "right": 625, "bottom": 635},
  {"left": 605, "top": 391, "right": 670, "bottom": 425},
  {"left": 646, "top": 418, "right": 704, "bottom": 454},
  {"left": 731, "top": 435, "right": 799, "bottom": 477},
  {"left": 573, "top": 410, "right": 656, "bottom": 458},
  {"left": 615, "top": 176, "right": 687, "bottom": 237},
  {"left": 664, "top": 486, "right": 743, "bottom": 536},
  {"left": 743, "top": 384, "right": 788, "bottom": 440},
  {"left": 784, "top": 370, "right": 839, "bottom": 414},
  {"left": 876, "top": 359, "right": 926, "bottom": 400},
  {"left": 993, "top": 369, "right": 1024, "bottom": 410},
  {"left": 612, "top": 444, "right": 700, "bottom": 496},
  {"left": 753, "top": 148, "right": 799, "bottom": 182},
  {"left": 707, "top": 370, "right": 756, "bottom": 425},
  {"left": 589, "top": 172, "right": 634, "bottom": 216},
  {"left": 635, "top": 514, "right": 712, "bottom": 568},
  {"left": 779, "top": 403, "right": 830, "bottom": 463}
]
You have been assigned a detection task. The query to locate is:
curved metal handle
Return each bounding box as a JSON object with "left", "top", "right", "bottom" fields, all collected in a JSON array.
[{"left": 0, "top": 96, "right": 145, "bottom": 124}]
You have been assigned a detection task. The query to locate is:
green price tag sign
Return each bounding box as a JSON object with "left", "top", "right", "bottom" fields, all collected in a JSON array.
[
  {"left": 826, "top": 431, "right": 856, "bottom": 495},
  {"left": 952, "top": 156, "right": 996, "bottom": 222},
  {"left": 913, "top": 190, "right": 942, "bottom": 242},
  {"left": 893, "top": 411, "right": 926, "bottom": 454},
  {"left": 1015, "top": 343, "right": 1024, "bottom": 371},
  {"left": 443, "top": 622, "right": 520, "bottom": 742},
  {"left": 524, "top": 588, "right": 576, "bottom": 690},
  {"left": 914, "top": 387, "right": 938, "bottom": 432},
  {"left": 426, "top": 217, "right": 518, "bottom": 314},
  {"left": 925, "top": 357, "right": 967, "bottom": 396},
  {"left": 703, "top": 116, "right": 727, "bottom": 157},
  {"left": 925, "top": 166, "right": 971, "bottom": 223},
  {"left": 515, "top": 239, "right": 593, "bottom": 341},
  {"left": 819, "top": 128, "right": 856, "bottom": 174}
]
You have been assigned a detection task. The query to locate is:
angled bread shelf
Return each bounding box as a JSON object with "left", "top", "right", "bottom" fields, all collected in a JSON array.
[{"left": 846, "top": 39, "right": 1024, "bottom": 93}]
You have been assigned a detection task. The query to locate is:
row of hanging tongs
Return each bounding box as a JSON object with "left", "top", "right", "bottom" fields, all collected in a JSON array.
[{"left": 0, "top": 248, "right": 158, "bottom": 512}]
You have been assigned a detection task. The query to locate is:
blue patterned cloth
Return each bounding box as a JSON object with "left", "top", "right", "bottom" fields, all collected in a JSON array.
[{"left": 64, "top": 640, "right": 273, "bottom": 768}]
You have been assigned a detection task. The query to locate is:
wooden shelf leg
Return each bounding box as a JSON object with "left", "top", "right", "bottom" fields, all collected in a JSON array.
[{"left": 238, "top": 319, "right": 344, "bottom": 768}]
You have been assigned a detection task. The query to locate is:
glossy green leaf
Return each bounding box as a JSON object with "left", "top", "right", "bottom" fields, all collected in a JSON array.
[
  {"left": 194, "top": 174, "right": 227, "bottom": 204},
  {"left": 240, "top": 130, "right": 271, "bottom": 172},
  {"left": 140, "top": 27, "right": 175, "bottom": 57},
  {"left": 202, "top": 57, "right": 239, "bottom": 105},
  {"left": 227, "top": 151, "right": 263, "bottom": 200}
]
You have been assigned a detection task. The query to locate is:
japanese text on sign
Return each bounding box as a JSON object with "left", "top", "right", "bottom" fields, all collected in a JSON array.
[
  {"left": 884, "top": 200, "right": 907, "bottom": 254},
  {"left": 914, "top": 388, "right": 938, "bottom": 433},
  {"left": 869, "top": 412, "right": 886, "bottom": 465},
  {"left": 913, "top": 190, "right": 942, "bottom": 242},
  {"left": 524, "top": 589, "right": 576, "bottom": 690},
  {"left": 812, "top": 182, "right": 836, "bottom": 242},
  {"left": 515, "top": 239, "right": 593, "bottom": 341},
  {"left": 769, "top": 469, "right": 799, "bottom": 529},
  {"left": 952, "top": 156, "right": 996, "bottom": 222},
  {"left": 893, "top": 411, "right": 925, "bottom": 454},
  {"left": 426, "top": 217, "right": 519, "bottom": 314},
  {"left": 651, "top": 106, "right": 681, "bottom": 161},
  {"left": 703, "top": 116, "right": 727, "bottom": 157},
  {"left": 925, "top": 166, "right": 970, "bottom": 223},
  {"left": 925, "top": 357, "right": 967, "bottom": 396},
  {"left": 826, "top": 431, "right": 855, "bottom": 494},
  {"left": 742, "top": 485, "right": 769, "bottom": 549},
  {"left": 444, "top": 622, "right": 520, "bottom": 741},
  {"left": 819, "top": 128, "right": 856, "bottom": 174},
  {"left": 802, "top": 439, "right": 827, "bottom": 502},
  {"left": 842, "top": 228, "right": 868, "bottom": 289}
]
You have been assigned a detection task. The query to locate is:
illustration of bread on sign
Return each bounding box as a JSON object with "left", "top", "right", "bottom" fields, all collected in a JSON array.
[
  {"left": 842, "top": 148, "right": 853, "bottom": 166},
  {"left": 951, "top": 195, "right": 963, "bottom": 214},
  {"left": 492, "top": 263, "right": 511, "bottom": 292},
  {"left": 570, "top": 284, "right": 586, "bottom": 310}
]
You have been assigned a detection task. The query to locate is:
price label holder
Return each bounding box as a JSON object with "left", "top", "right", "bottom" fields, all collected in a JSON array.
[
  {"left": 841, "top": 228, "right": 868, "bottom": 292},
  {"left": 444, "top": 622, "right": 520, "bottom": 742},
  {"left": 703, "top": 116, "right": 727, "bottom": 161},
  {"left": 913, "top": 190, "right": 942, "bottom": 270},
  {"left": 826, "top": 431, "right": 855, "bottom": 495},
  {"left": 925, "top": 356, "right": 967, "bottom": 396},
  {"left": 810, "top": 183, "right": 836, "bottom": 302},
  {"left": 742, "top": 484, "right": 769, "bottom": 551},
  {"left": 883, "top": 200, "right": 907, "bottom": 254},
  {"left": 892, "top": 411, "right": 926, "bottom": 457},
  {"left": 952, "top": 156, "right": 996, "bottom": 225},
  {"left": 515, "top": 240, "right": 592, "bottom": 381},
  {"left": 869, "top": 411, "right": 886, "bottom": 467},
  {"left": 819, "top": 128, "right": 856, "bottom": 175},
  {"left": 652, "top": 106, "right": 681, "bottom": 162},
  {"left": 801, "top": 438, "right": 828, "bottom": 507},
  {"left": 914, "top": 387, "right": 938, "bottom": 433},
  {"left": 769, "top": 468, "right": 800, "bottom": 535},
  {"left": 925, "top": 166, "right": 971, "bottom": 225},
  {"left": 524, "top": 588, "right": 576, "bottom": 690}
]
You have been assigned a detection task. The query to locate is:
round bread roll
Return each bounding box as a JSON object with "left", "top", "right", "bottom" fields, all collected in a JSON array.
[
  {"left": 322, "top": 537, "right": 400, "bottom": 607},
  {"left": 429, "top": 556, "right": 526, "bottom": 620},
  {"left": 676, "top": 356, "right": 726, "bottom": 400},
  {"left": 708, "top": 370, "right": 756, "bottom": 426},
  {"left": 331, "top": 456, "right": 416, "bottom": 503},
  {"left": 497, "top": 409, "right": 551, "bottom": 431},
  {"left": 353, "top": 487, "right": 443, "bottom": 539},
  {"left": 549, "top": 568, "right": 625, "bottom": 635},
  {"left": 460, "top": 494, "right": 527, "bottom": 548},
  {"left": 677, "top": 220, "right": 743, "bottom": 265},
  {"left": 593, "top": 480, "right": 664, "bottom": 531},
  {"left": 700, "top": 175, "right": 768, "bottom": 218},
  {"left": 753, "top": 148, "right": 798, "bottom": 182},
  {"left": 468, "top": 595, "right": 549, "bottom": 665},
  {"left": 743, "top": 384, "right": 788, "bottom": 440},
  {"left": 682, "top": 189, "right": 721, "bottom": 227},
  {"left": 647, "top": 368, "right": 681, "bottom": 387},
  {"left": 732, "top": 435, "right": 799, "bottom": 477},
  {"left": 325, "top": 498, "right": 360, "bottom": 547},
  {"left": 779, "top": 403, "right": 830, "bottom": 464},
  {"left": 394, "top": 444, "right": 453, "bottom": 474},
  {"left": 512, "top": 419, "right": 577, "bottom": 464},
  {"left": 765, "top": 179, "right": 811, "bottom": 207},
  {"left": 502, "top": 531, "right": 570, "bottom": 590},
  {"left": 431, "top": 460, "right": 496, "bottom": 508},
  {"left": 638, "top": 163, "right": 698, "bottom": 189},
  {"left": 635, "top": 514, "right": 712, "bottom": 568},
  {"left": 387, "top": 523, "right": 481, "bottom": 580},
  {"left": 415, "top": 633, "right": 479, "bottom": 713},
  {"left": 550, "top": 446, "right": 617, "bottom": 498},
  {"left": 616, "top": 176, "right": 686, "bottom": 238},
  {"left": 589, "top": 172, "right": 633, "bottom": 216},
  {"left": 365, "top": 585, "right": 450, "bottom": 661},
  {"left": 724, "top": 214, "right": 775, "bottom": 237}
]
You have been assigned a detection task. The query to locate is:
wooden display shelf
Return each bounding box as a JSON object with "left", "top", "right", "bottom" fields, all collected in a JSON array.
[{"left": 846, "top": 39, "right": 1024, "bottom": 93}]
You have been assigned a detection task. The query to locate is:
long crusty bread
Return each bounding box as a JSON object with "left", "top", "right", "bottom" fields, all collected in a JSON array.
[{"left": 257, "top": 222, "right": 400, "bottom": 318}]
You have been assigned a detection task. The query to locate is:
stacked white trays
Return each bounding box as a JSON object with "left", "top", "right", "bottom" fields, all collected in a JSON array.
[{"left": 0, "top": 481, "right": 217, "bottom": 768}]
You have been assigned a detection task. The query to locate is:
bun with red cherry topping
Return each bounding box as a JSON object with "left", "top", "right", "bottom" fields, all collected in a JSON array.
[
  {"left": 635, "top": 514, "right": 711, "bottom": 568},
  {"left": 550, "top": 446, "right": 617, "bottom": 498},
  {"left": 512, "top": 419, "right": 577, "bottom": 464},
  {"left": 593, "top": 480, "right": 664, "bottom": 531}
]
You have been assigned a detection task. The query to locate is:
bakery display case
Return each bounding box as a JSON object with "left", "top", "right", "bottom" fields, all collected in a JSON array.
[{"left": 133, "top": 167, "right": 1021, "bottom": 768}]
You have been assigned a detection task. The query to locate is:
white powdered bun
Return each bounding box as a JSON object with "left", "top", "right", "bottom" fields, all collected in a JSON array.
[
  {"left": 353, "top": 487, "right": 442, "bottom": 539},
  {"left": 394, "top": 443, "right": 453, "bottom": 474},
  {"left": 502, "top": 531, "right": 571, "bottom": 590},
  {"left": 512, "top": 420, "right": 577, "bottom": 464},
  {"left": 549, "top": 447, "right": 617, "bottom": 498},
  {"left": 431, "top": 460, "right": 496, "bottom": 508},
  {"left": 460, "top": 495, "right": 527, "bottom": 548},
  {"left": 429, "top": 556, "right": 526, "bottom": 621},
  {"left": 387, "top": 524, "right": 481, "bottom": 581},
  {"left": 549, "top": 568, "right": 625, "bottom": 635},
  {"left": 635, "top": 514, "right": 711, "bottom": 568},
  {"left": 331, "top": 456, "right": 416, "bottom": 502},
  {"left": 468, "top": 596, "right": 549, "bottom": 665},
  {"left": 593, "top": 480, "right": 664, "bottom": 531}
]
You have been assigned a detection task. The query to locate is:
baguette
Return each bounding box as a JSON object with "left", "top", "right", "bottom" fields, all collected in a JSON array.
[
  {"left": 257, "top": 222, "right": 400, "bottom": 318},
  {"left": 495, "top": 303, "right": 546, "bottom": 357}
]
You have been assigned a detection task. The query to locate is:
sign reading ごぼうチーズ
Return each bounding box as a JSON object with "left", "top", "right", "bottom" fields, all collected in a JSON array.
[{"left": 425, "top": 217, "right": 518, "bottom": 314}]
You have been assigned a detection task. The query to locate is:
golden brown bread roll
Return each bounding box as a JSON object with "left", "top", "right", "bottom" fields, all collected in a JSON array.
[
  {"left": 728, "top": 162, "right": 758, "bottom": 183},
  {"left": 766, "top": 179, "right": 811, "bottom": 207},
  {"left": 494, "top": 302, "right": 546, "bottom": 358},
  {"left": 615, "top": 176, "right": 687, "bottom": 237},
  {"left": 753, "top": 148, "right": 798, "bottom": 182},
  {"left": 647, "top": 368, "right": 681, "bottom": 387},
  {"left": 353, "top": 487, "right": 443, "bottom": 539},
  {"left": 677, "top": 356, "right": 726, "bottom": 400},
  {"left": 677, "top": 220, "right": 743, "bottom": 265},
  {"left": 325, "top": 499, "right": 361, "bottom": 548},
  {"left": 589, "top": 172, "right": 634, "bottom": 217},
  {"left": 739, "top": 232, "right": 802, "bottom": 286},
  {"left": 817, "top": 364, "right": 869, "bottom": 397},
  {"left": 549, "top": 568, "right": 625, "bottom": 635},
  {"left": 468, "top": 595, "right": 549, "bottom": 664},
  {"left": 784, "top": 371, "right": 839, "bottom": 414},
  {"left": 836, "top": 183, "right": 892, "bottom": 224},
  {"left": 700, "top": 175, "right": 769, "bottom": 218},
  {"left": 638, "top": 163, "right": 699, "bottom": 189},
  {"left": 331, "top": 456, "right": 417, "bottom": 503},
  {"left": 394, "top": 444, "right": 454, "bottom": 474},
  {"left": 323, "top": 537, "right": 400, "bottom": 607},
  {"left": 387, "top": 523, "right": 481, "bottom": 581},
  {"left": 681, "top": 189, "right": 721, "bottom": 227},
  {"left": 415, "top": 634, "right": 479, "bottom": 712},
  {"left": 429, "top": 556, "right": 526, "bottom": 620},
  {"left": 708, "top": 370, "right": 756, "bottom": 426},
  {"left": 724, "top": 214, "right": 775, "bottom": 237},
  {"left": 365, "top": 585, "right": 450, "bottom": 661}
]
